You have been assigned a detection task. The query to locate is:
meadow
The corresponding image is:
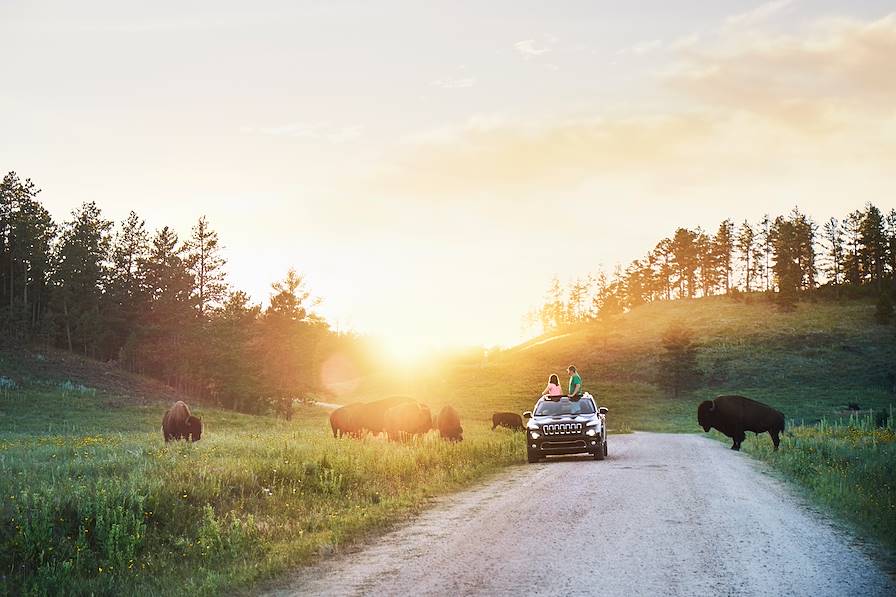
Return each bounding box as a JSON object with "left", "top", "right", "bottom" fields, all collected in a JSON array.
[{"left": 0, "top": 389, "right": 523, "bottom": 596}]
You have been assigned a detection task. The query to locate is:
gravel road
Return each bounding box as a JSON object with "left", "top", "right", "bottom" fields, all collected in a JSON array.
[{"left": 264, "top": 432, "right": 894, "bottom": 597}]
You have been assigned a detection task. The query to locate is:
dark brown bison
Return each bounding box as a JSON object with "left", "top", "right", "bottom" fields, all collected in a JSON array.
[
  {"left": 357, "top": 396, "right": 415, "bottom": 435},
  {"left": 492, "top": 412, "right": 524, "bottom": 431},
  {"left": 162, "top": 401, "right": 203, "bottom": 442},
  {"left": 697, "top": 395, "right": 785, "bottom": 451},
  {"left": 383, "top": 401, "right": 433, "bottom": 441},
  {"left": 434, "top": 405, "right": 463, "bottom": 441},
  {"left": 329, "top": 403, "right": 365, "bottom": 438}
]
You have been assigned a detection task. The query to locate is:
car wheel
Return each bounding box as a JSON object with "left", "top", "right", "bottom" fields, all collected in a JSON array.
[
  {"left": 604, "top": 439, "right": 608, "bottom": 457},
  {"left": 595, "top": 439, "right": 606, "bottom": 461}
]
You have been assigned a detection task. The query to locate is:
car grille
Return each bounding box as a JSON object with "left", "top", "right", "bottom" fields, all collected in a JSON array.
[
  {"left": 542, "top": 440, "right": 587, "bottom": 450},
  {"left": 542, "top": 422, "right": 583, "bottom": 436}
]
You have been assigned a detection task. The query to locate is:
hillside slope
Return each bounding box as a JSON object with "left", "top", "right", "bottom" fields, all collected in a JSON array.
[{"left": 392, "top": 295, "right": 896, "bottom": 432}]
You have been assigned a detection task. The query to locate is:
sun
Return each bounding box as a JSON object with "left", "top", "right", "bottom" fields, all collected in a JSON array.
[{"left": 376, "top": 334, "right": 437, "bottom": 368}]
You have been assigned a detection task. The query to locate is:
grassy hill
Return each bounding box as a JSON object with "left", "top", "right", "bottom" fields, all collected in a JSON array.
[
  {"left": 1, "top": 294, "right": 894, "bottom": 594},
  {"left": 390, "top": 294, "right": 896, "bottom": 433}
]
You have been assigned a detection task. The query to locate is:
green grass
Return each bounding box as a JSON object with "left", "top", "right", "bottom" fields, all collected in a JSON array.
[
  {"left": 743, "top": 410, "right": 896, "bottom": 553},
  {"left": 0, "top": 389, "right": 523, "bottom": 596}
]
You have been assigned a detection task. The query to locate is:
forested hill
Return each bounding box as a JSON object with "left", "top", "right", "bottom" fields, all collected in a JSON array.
[{"left": 0, "top": 171, "right": 373, "bottom": 414}]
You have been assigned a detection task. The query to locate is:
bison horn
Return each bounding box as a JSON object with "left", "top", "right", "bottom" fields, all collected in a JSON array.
[{"left": 708, "top": 401, "right": 715, "bottom": 412}]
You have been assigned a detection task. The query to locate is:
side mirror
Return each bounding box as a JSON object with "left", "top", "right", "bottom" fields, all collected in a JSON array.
[
  {"left": 523, "top": 411, "right": 532, "bottom": 418},
  {"left": 598, "top": 407, "right": 608, "bottom": 415}
]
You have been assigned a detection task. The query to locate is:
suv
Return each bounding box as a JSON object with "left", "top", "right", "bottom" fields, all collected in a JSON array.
[{"left": 523, "top": 393, "right": 608, "bottom": 463}]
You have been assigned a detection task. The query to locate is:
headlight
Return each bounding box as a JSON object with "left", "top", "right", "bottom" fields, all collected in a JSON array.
[
  {"left": 585, "top": 428, "right": 598, "bottom": 437},
  {"left": 529, "top": 430, "right": 541, "bottom": 440}
]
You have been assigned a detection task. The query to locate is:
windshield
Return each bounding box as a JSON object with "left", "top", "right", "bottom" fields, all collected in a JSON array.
[{"left": 534, "top": 397, "right": 595, "bottom": 416}]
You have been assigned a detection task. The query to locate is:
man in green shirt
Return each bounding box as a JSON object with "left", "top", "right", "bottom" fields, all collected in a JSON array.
[{"left": 567, "top": 365, "right": 582, "bottom": 397}]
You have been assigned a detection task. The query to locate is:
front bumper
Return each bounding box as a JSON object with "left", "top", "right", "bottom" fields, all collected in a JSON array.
[{"left": 528, "top": 434, "right": 602, "bottom": 455}]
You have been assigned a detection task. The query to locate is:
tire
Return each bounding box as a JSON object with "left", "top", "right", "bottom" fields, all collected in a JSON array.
[
  {"left": 604, "top": 439, "right": 608, "bottom": 457},
  {"left": 595, "top": 437, "right": 606, "bottom": 461}
]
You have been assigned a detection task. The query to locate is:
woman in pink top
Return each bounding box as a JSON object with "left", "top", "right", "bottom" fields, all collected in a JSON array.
[{"left": 541, "top": 374, "right": 563, "bottom": 397}]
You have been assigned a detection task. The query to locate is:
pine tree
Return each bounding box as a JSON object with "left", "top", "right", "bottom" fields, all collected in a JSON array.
[
  {"left": 842, "top": 210, "right": 863, "bottom": 285},
  {"left": 0, "top": 172, "right": 56, "bottom": 340},
  {"left": 859, "top": 203, "right": 887, "bottom": 288},
  {"left": 139, "top": 227, "right": 195, "bottom": 385},
  {"left": 695, "top": 230, "right": 717, "bottom": 297},
  {"left": 670, "top": 228, "right": 699, "bottom": 298},
  {"left": 737, "top": 220, "right": 756, "bottom": 292},
  {"left": 183, "top": 216, "right": 228, "bottom": 316},
  {"left": 757, "top": 214, "right": 772, "bottom": 291},
  {"left": 105, "top": 211, "right": 150, "bottom": 359},
  {"left": 657, "top": 323, "right": 702, "bottom": 397},
  {"left": 714, "top": 219, "right": 735, "bottom": 294},
  {"left": 821, "top": 217, "right": 844, "bottom": 286},
  {"left": 51, "top": 202, "right": 112, "bottom": 355}
]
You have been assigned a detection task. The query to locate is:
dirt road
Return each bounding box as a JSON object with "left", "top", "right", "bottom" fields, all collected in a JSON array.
[{"left": 265, "top": 433, "right": 894, "bottom": 596}]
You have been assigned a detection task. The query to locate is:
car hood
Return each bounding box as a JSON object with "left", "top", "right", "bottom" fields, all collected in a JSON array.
[{"left": 527, "top": 414, "right": 597, "bottom": 428}]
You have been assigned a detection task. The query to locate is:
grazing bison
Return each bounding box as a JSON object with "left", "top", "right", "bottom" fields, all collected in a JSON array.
[
  {"left": 434, "top": 405, "right": 463, "bottom": 441},
  {"left": 329, "top": 403, "right": 365, "bottom": 438},
  {"left": 383, "top": 401, "right": 433, "bottom": 441},
  {"left": 492, "top": 412, "right": 524, "bottom": 431},
  {"left": 357, "top": 396, "right": 415, "bottom": 435},
  {"left": 697, "top": 395, "right": 784, "bottom": 451},
  {"left": 162, "top": 401, "right": 203, "bottom": 442}
]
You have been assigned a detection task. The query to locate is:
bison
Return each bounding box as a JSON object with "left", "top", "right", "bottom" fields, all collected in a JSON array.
[
  {"left": 383, "top": 401, "right": 433, "bottom": 441},
  {"left": 434, "top": 405, "right": 463, "bottom": 441},
  {"left": 357, "top": 396, "right": 415, "bottom": 435},
  {"left": 162, "top": 401, "right": 203, "bottom": 442},
  {"left": 329, "top": 403, "right": 365, "bottom": 438},
  {"left": 492, "top": 412, "right": 524, "bottom": 431},
  {"left": 697, "top": 395, "right": 784, "bottom": 451}
]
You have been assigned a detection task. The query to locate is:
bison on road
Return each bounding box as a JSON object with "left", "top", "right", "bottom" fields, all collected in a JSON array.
[
  {"left": 383, "top": 401, "right": 433, "bottom": 441},
  {"left": 492, "top": 412, "right": 524, "bottom": 431},
  {"left": 162, "top": 401, "right": 203, "bottom": 442},
  {"left": 434, "top": 405, "right": 463, "bottom": 441},
  {"left": 697, "top": 395, "right": 784, "bottom": 451}
]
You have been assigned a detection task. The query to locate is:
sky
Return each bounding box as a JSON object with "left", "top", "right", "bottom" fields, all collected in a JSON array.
[{"left": 2, "top": 1, "right": 895, "bottom": 355}]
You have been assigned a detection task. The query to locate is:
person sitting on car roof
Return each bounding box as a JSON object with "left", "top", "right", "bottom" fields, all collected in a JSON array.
[
  {"left": 567, "top": 365, "right": 583, "bottom": 397},
  {"left": 541, "top": 373, "right": 563, "bottom": 398}
]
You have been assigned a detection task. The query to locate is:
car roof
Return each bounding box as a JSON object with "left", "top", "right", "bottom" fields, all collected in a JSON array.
[{"left": 536, "top": 394, "right": 595, "bottom": 407}]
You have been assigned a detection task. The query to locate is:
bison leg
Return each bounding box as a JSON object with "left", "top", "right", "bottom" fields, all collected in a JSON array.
[
  {"left": 731, "top": 431, "right": 745, "bottom": 451},
  {"left": 770, "top": 430, "right": 781, "bottom": 451}
]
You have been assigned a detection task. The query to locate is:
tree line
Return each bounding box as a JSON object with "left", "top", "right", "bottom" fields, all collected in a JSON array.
[
  {"left": 527, "top": 203, "right": 896, "bottom": 332},
  {"left": 0, "top": 171, "right": 365, "bottom": 413}
]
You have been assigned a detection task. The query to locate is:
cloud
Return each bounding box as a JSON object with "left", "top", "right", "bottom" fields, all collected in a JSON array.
[
  {"left": 431, "top": 77, "right": 476, "bottom": 89},
  {"left": 240, "top": 121, "right": 363, "bottom": 143},
  {"left": 666, "top": 13, "right": 896, "bottom": 128},
  {"left": 514, "top": 39, "right": 551, "bottom": 58},
  {"left": 725, "top": 0, "right": 796, "bottom": 28},
  {"left": 363, "top": 13, "right": 896, "bottom": 199},
  {"left": 618, "top": 39, "right": 664, "bottom": 56}
]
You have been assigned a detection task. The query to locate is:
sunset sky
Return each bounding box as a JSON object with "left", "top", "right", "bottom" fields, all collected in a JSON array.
[{"left": 3, "top": 1, "right": 895, "bottom": 353}]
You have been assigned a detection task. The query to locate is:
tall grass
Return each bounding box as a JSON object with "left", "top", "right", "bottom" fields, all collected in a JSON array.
[
  {"left": 743, "top": 408, "right": 896, "bottom": 552},
  {"left": 0, "top": 391, "right": 524, "bottom": 595}
]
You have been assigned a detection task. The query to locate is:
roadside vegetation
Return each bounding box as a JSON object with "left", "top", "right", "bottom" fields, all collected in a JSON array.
[
  {"left": 743, "top": 410, "right": 896, "bottom": 553},
  {"left": 0, "top": 389, "right": 522, "bottom": 596}
]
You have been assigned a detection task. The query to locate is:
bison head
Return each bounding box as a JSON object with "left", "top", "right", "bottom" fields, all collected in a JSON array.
[
  {"left": 185, "top": 415, "right": 203, "bottom": 442},
  {"left": 696, "top": 400, "right": 715, "bottom": 432}
]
